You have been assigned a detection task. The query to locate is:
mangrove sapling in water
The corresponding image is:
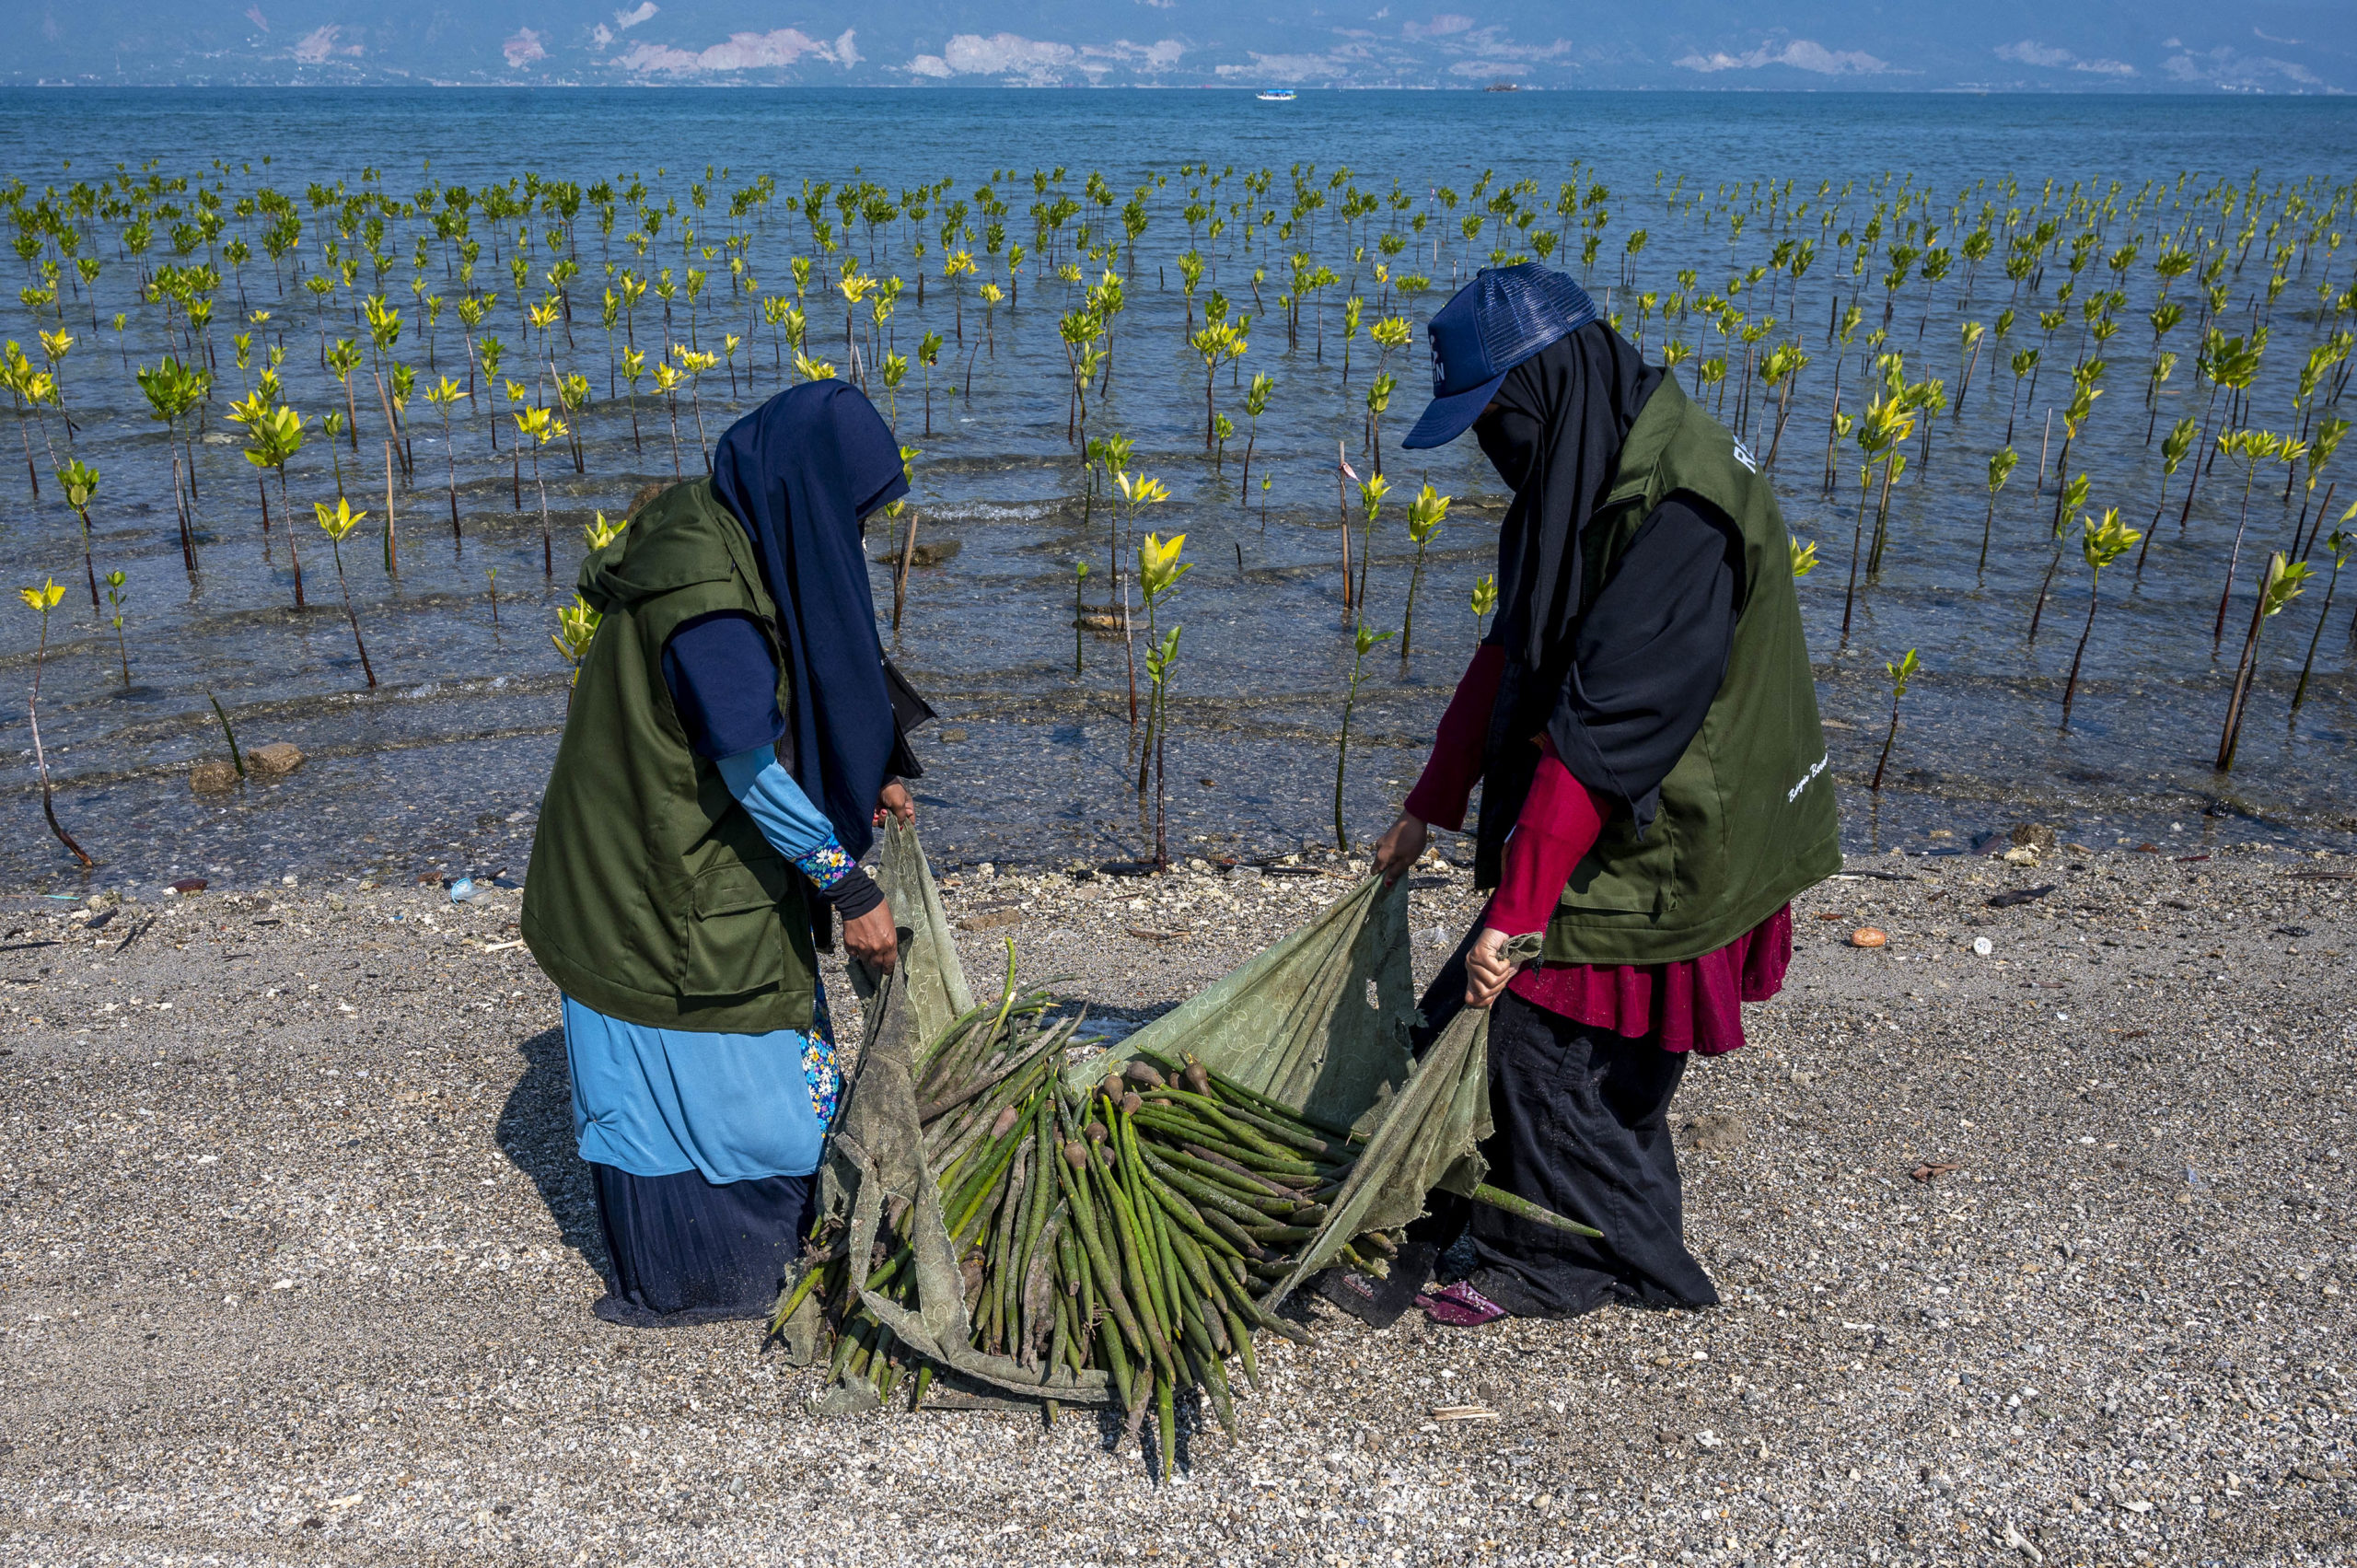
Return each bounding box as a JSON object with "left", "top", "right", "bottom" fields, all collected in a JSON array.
[
  {"left": 56, "top": 458, "right": 102, "bottom": 610},
  {"left": 2293, "top": 418, "right": 2348, "bottom": 559},
  {"left": 2061, "top": 508, "right": 2141, "bottom": 728},
  {"left": 2291, "top": 516, "right": 2355, "bottom": 713},
  {"left": 1333, "top": 443, "right": 1360, "bottom": 611},
  {"left": 1399, "top": 483, "right": 1450, "bottom": 662},
  {"left": 99, "top": 569, "right": 132, "bottom": 687},
  {"left": 1333, "top": 619, "right": 1392, "bottom": 853},
  {"left": 916, "top": 330, "right": 943, "bottom": 436},
  {"left": 883, "top": 443, "right": 920, "bottom": 632},
  {"left": 424, "top": 376, "right": 464, "bottom": 540},
  {"left": 1841, "top": 394, "right": 1910, "bottom": 643},
  {"left": 1759, "top": 341, "right": 1808, "bottom": 469},
  {"left": 2139, "top": 417, "right": 2199, "bottom": 577},
  {"left": 513, "top": 402, "right": 566, "bottom": 580},
  {"left": 1112, "top": 466, "right": 1170, "bottom": 729},
  {"left": 1190, "top": 298, "right": 1248, "bottom": 454},
  {"left": 1073, "top": 561, "right": 1089, "bottom": 675},
  {"left": 313, "top": 499, "right": 379, "bottom": 690},
  {"left": 1137, "top": 532, "right": 1190, "bottom": 869},
  {"left": 1869, "top": 648, "right": 1916, "bottom": 794},
  {"left": 319, "top": 409, "right": 347, "bottom": 500},
  {"left": 1470, "top": 572, "right": 1497, "bottom": 643},
  {"left": 1979, "top": 447, "right": 2017, "bottom": 578},
  {"left": 2028, "top": 473, "right": 2091, "bottom": 645},
  {"left": 2212, "top": 429, "right": 2289, "bottom": 645},
  {"left": 1238, "top": 372, "right": 1271, "bottom": 505},
  {"left": 2216, "top": 552, "right": 2310, "bottom": 772},
  {"left": 1353, "top": 472, "right": 1389, "bottom": 621},
  {"left": 1790, "top": 536, "right": 1819, "bottom": 582},
  {"left": 18, "top": 578, "right": 96, "bottom": 868}
]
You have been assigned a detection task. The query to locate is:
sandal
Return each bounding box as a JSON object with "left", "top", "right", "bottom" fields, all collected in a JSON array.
[{"left": 1415, "top": 1280, "right": 1508, "bottom": 1328}]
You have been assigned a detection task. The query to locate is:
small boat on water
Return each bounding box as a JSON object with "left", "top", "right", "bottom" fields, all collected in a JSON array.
[{"left": 1256, "top": 88, "right": 1296, "bottom": 101}]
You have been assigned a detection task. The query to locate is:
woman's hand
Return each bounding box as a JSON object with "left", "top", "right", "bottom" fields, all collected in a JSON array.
[
  {"left": 842, "top": 900, "right": 900, "bottom": 971},
  {"left": 873, "top": 779, "right": 914, "bottom": 827},
  {"left": 1370, "top": 811, "right": 1429, "bottom": 886},
  {"left": 1464, "top": 927, "right": 1515, "bottom": 1009}
]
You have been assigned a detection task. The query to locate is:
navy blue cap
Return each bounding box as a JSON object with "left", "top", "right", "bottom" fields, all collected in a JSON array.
[{"left": 1399, "top": 264, "right": 1600, "bottom": 450}]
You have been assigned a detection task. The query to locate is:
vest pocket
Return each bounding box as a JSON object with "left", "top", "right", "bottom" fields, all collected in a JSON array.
[{"left": 680, "top": 857, "right": 794, "bottom": 998}]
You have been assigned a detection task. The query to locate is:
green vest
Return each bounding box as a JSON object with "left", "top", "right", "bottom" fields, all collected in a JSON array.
[
  {"left": 521, "top": 480, "right": 819, "bottom": 1033},
  {"left": 1539, "top": 377, "right": 1842, "bottom": 968}
]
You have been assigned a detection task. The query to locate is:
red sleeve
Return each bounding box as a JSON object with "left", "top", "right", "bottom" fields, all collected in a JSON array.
[
  {"left": 1400, "top": 643, "right": 1504, "bottom": 831},
  {"left": 1480, "top": 738, "right": 1609, "bottom": 937}
]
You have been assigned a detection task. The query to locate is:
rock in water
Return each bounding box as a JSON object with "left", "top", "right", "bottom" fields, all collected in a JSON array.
[
  {"left": 190, "top": 759, "right": 238, "bottom": 794},
  {"left": 249, "top": 742, "right": 305, "bottom": 778}
]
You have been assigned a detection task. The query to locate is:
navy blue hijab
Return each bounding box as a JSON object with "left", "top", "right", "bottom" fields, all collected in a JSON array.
[{"left": 710, "top": 382, "right": 909, "bottom": 861}]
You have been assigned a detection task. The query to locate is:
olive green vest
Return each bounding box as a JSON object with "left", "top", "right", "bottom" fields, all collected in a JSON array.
[
  {"left": 521, "top": 480, "right": 819, "bottom": 1032},
  {"left": 1539, "top": 377, "right": 1842, "bottom": 968}
]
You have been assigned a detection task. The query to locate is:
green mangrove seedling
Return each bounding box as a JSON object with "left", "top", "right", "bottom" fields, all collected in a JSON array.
[
  {"left": 18, "top": 578, "right": 94, "bottom": 867},
  {"left": 102, "top": 570, "right": 130, "bottom": 687},
  {"left": 1870, "top": 648, "right": 1917, "bottom": 793},
  {"left": 2061, "top": 508, "right": 2142, "bottom": 728},
  {"left": 56, "top": 457, "right": 101, "bottom": 609},
  {"left": 1980, "top": 446, "right": 2017, "bottom": 577},
  {"left": 1334, "top": 619, "right": 1393, "bottom": 853},
  {"left": 313, "top": 498, "right": 379, "bottom": 689},
  {"left": 2217, "top": 552, "right": 2310, "bottom": 771},
  {"left": 2291, "top": 512, "right": 2354, "bottom": 714}
]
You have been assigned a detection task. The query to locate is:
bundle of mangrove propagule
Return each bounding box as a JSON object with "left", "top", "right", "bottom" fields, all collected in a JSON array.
[{"left": 774, "top": 947, "right": 1596, "bottom": 1477}]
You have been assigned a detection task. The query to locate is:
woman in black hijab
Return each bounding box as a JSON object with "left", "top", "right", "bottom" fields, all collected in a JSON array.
[
  {"left": 1355, "top": 266, "right": 1817, "bottom": 1328},
  {"left": 525, "top": 380, "right": 930, "bottom": 1327}
]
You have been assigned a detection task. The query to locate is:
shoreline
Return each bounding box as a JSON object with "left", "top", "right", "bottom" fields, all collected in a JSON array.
[{"left": 3, "top": 842, "right": 2354, "bottom": 1562}]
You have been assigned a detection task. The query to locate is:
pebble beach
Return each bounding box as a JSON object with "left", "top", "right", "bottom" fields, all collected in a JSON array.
[{"left": 3, "top": 837, "right": 2355, "bottom": 1566}]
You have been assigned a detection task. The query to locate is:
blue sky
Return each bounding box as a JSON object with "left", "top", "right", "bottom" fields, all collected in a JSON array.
[{"left": 12, "top": 2, "right": 2356, "bottom": 90}]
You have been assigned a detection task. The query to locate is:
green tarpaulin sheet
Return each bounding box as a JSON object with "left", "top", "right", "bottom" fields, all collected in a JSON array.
[{"left": 789, "top": 827, "right": 1504, "bottom": 1410}]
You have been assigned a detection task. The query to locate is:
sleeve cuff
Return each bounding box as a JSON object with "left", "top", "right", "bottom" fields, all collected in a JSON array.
[{"left": 818, "top": 865, "right": 884, "bottom": 920}]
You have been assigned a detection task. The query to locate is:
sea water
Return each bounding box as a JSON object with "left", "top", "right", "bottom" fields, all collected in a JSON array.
[{"left": 1, "top": 87, "right": 2353, "bottom": 891}]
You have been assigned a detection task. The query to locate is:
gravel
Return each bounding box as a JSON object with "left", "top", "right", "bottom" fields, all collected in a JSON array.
[{"left": 3, "top": 838, "right": 2355, "bottom": 1565}]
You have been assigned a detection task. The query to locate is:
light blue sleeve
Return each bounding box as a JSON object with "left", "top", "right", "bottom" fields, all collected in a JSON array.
[{"left": 715, "top": 747, "right": 857, "bottom": 891}]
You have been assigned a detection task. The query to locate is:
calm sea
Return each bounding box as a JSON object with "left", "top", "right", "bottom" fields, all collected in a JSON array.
[{"left": 2, "top": 88, "right": 2354, "bottom": 892}]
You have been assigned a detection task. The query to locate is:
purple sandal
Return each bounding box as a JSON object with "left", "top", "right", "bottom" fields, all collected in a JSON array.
[{"left": 1416, "top": 1281, "right": 1508, "bottom": 1328}]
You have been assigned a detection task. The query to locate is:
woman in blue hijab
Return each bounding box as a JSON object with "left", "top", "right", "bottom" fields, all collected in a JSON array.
[{"left": 524, "top": 381, "right": 927, "bottom": 1327}]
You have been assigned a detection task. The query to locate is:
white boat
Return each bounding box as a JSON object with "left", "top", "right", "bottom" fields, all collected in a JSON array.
[{"left": 1256, "top": 88, "right": 1296, "bottom": 101}]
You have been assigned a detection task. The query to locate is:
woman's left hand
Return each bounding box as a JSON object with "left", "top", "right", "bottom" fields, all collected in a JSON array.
[{"left": 874, "top": 779, "right": 914, "bottom": 826}]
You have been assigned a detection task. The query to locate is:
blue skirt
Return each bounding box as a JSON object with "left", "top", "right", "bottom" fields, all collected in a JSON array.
[
  {"left": 591, "top": 1163, "right": 815, "bottom": 1323},
  {"left": 562, "top": 990, "right": 840, "bottom": 1324}
]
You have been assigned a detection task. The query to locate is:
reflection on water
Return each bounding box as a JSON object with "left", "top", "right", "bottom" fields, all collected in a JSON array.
[{"left": 1, "top": 88, "right": 2353, "bottom": 892}]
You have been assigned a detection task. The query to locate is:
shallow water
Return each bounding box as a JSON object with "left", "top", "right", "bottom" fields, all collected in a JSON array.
[{"left": 2, "top": 87, "right": 2354, "bottom": 894}]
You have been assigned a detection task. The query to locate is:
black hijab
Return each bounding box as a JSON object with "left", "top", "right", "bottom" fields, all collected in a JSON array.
[
  {"left": 710, "top": 381, "right": 911, "bottom": 861},
  {"left": 1470, "top": 322, "right": 1679, "bottom": 882},
  {"left": 1479, "top": 321, "right": 1666, "bottom": 680}
]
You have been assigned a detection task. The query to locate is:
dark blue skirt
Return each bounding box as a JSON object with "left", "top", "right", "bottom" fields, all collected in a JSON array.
[{"left": 590, "top": 1162, "right": 815, "bottom": 1326}]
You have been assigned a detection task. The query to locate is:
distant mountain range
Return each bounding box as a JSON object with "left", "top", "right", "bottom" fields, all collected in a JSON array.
[{"left": 12, "top": 2, "right": 2354, "bottom": 93}]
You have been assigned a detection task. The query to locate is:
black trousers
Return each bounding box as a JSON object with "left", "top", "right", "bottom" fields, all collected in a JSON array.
[
  {"left": 1408, "top": 932, "right": 1719, "bottom": 1319},
  {"left": 590, "top": 1163, "right": 814, "bottom": 1326}
]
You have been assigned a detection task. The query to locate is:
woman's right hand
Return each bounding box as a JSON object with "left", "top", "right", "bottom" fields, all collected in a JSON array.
[
  {"left": 1370, "top": 812, "right": 1429, "bottom": 886},
  {"left": 1464, "top": 927, "right": 1514, "bottom": 1008},
  {"left": 842, "top": 900, "right": 900, "bottom": 971}
]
